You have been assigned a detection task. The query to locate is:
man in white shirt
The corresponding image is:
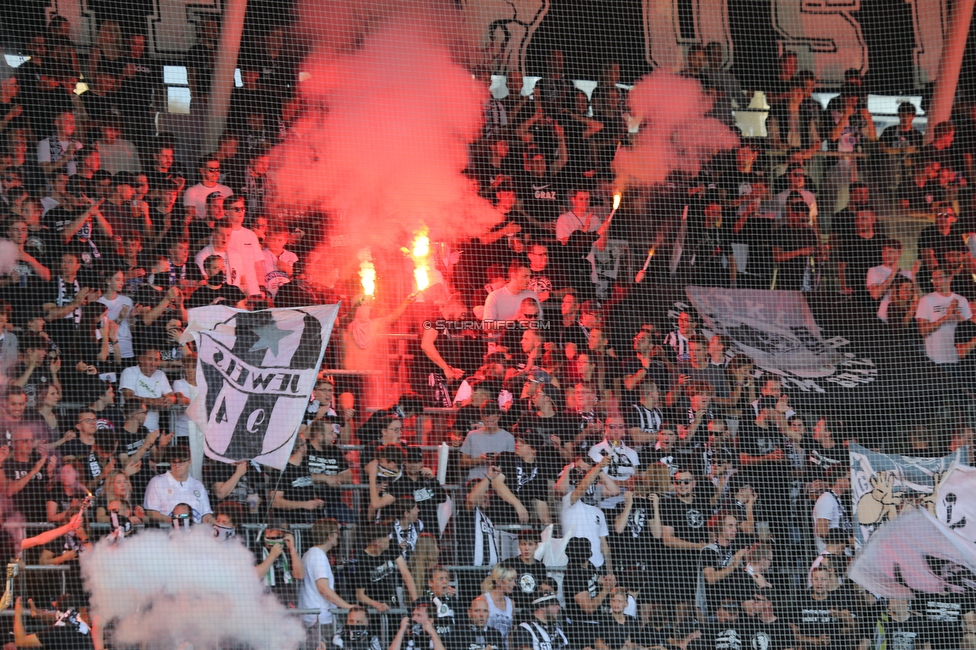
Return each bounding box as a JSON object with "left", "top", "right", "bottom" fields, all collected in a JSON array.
[
  {"left": 588, "top": 416, "right": 640, "bottom": 509},
  {"left": 916, "top": 267, "right": 976, "bottom": 365},
  {"left": 774, "top": 164, "right": 818, "bottom": 226},
  {"left": 554, "top": 455, "right": 618, "bottom": 568},
  {"left": 483, "top": 258, "right": 541, "bottom": 324},
  {"left": 119, "top": 346, "right": 175, "bottom": 431},
  {"left": 143, "top": 444, "right": 214, "bottom": 524},
  {"left": 37, "top": 111, "right": 82, "bottom": 177},
  {"left": 223, "top": 194, "right": 265, "bottom": 296},
  {"left": 812, "top": 470, "right": 851, "bottom": 554},
  {"left": 299, "top": 518, "right": 355, "bottom": 630},
  {"left": 183, "top": 154, "right": 232, "bottom": 218},
  {"left": 195, "top": 222, "right": 233, "bottom": 278},
  {"left": 556, "top": 187, "right": 602, "bottom": 245},
  {"left": 866, "top": 238, "right": 917, "bottom": 322},
  {"left": 96, "top": 121, "right": 141, "bottom": 175}
]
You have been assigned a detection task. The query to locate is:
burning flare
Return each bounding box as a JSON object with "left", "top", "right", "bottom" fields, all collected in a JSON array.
[
  {"left": 405, "top": 229, "right": 431, "bottom": 291},
  {"left": 358, "top": 249, "right": 376, "bottom": 296},
  {"left": 612, "top": 192, "right": 622, "bottom": 211}
]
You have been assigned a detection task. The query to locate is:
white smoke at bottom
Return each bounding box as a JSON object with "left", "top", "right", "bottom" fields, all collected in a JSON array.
[{"left": 81, "top": 527, "right": 305, "bottom": 650}]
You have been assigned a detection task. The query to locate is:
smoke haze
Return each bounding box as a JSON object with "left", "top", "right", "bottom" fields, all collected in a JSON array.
[
  {"left": 272, "top": 5, "right": 502, "bottom": 255},
  {"left": 613, "top": 71, "right": 740, "bottom": 186},
  {"left": 82, "top": 528, "right": 305, "bottom": 650}
]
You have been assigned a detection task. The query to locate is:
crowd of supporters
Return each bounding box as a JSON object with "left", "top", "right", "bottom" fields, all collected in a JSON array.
[{"left": 3, "top": 11, "right": 976, "bottom": 650}]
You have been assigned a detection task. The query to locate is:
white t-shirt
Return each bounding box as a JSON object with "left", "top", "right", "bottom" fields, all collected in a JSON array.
[
  {"left": 299, "top": 546, "right": 337, "bottom": 627},
  {"left": 263, "top": 248, "right": 299, "bottom": 297},
  {"left": 561, "top": 498, "right": 609, "bottom": 568},
  {"left": 589, "top": 440, "right": 640, "bottom": 509},
  {"left": 812, "top": 490, "right": 842, "bottom": 554},
  {"left": 97, "top": 294, "right": 135, "bottom": 358},
  {"left": 37, "top": 138, "right": 82, "bottom": 176},
  {"left": 98, "top": 138, "right": 142, "bottom": 175},
  {"left": 119, "top": 366, "right": 173, "bottom": 430},
  {"left": 775, "top": 188, "right": 819, "bottom": 225},
  {"left": 915, "top": 291, "right": 972, "bottom": 364},
  {"left": 183, "top": 182, "right": 233, "bottom": 216},
  {"left": 226, "top": 227, "right": 264, "bottom": 295},
  {"left": 555, "top": 210, "right": 602, "bottom": 243},
  {"left": 143, "top": 472, "right": 212, "bottom": 521},
  {"left": 865, "top": 265, "right": 912, "bottom": 322},
  {"left": 195, "top": 244, "right": 253, "bottom": 295},
  {"left": 172, "top": 379, "right": 198, "bottom": 439},
  {"left": 482, "top": 287, "right": 541, "bottom": 322}
]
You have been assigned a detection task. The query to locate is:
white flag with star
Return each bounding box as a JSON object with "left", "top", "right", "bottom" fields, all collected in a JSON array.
[{"left": 183, "top": 304, "right": 340, "bottom": 470}]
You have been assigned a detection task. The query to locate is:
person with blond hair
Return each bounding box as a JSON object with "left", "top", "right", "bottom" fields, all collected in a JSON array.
[{"left": 480, "top": 566, "right": 516, "bottom": 644}]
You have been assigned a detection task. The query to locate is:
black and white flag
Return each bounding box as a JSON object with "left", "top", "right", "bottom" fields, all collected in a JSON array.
[{"left": 184, "top": 305, "right": 339, "bottom": 470}]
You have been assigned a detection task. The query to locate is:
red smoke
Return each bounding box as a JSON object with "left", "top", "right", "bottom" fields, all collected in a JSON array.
[
  {"left": 613, "top": 71, "right": 740, "bottom": 186},
  {"left": 271, "top": 7, "right": 502, "bottom": 255}
]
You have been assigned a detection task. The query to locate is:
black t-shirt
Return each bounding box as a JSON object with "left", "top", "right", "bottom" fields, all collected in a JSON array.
[
  {"left": 4, "top": 455, "right": 50, "bottom": 522},
  {"left": 61, "top": 439, "right": 111, "bottom": 495},
  {"left": 204, "top": 459, "right": 266, "bottom": 508},
  {"left": 306, "top": 443, "right": 349, "bottom": 503},
  {"left": 510, "top": 620, "right": 569, "bottom": 650},
  {"left": 660, "top": 492, "right": 710, "bottom": 576},
  {"left": 744, "top": 616, "right": 794, "bottom": 650},
  {"left": 740, "top": 216, "right": 776, "bottom": 288},
  {"left": 562, "top": 563, "right": 605, "bottom": 627},
  {"left": 609, "top": 496, "right": 662, "bottom": 570},
  {"left": 922, "top": 591, "right": 972, "bottom": 646},
  {"left": 698, "top": 543, "right": 738, "bottom": 615},
  {"left": 594, "top": 613, "right": 640, "bottom": 650},
  {"left": 839, "top": 234, "right": 883, "bottom": 297},
  {"left": 737, "top": 421, "right": 789, "bottom": 489},
  {"left": 499, "top": 557, "right": 549, "bottom": 610},
  {"left": 493, "top": 451, "right": 547, "bottom": 524},
  {"left": 46, "top": 480, "right": 86, "bottom": 520},
  {"left": 880, "top": 126, "right": 923, "bottom": 153},
  {"left": 448, "top": 624, "right": 505, "bottom": 650},
  {"left": 185, "top": 284, "right": 247, "bottom": 309},
  {"left": 391, "top": 475, "right": 449, "bottom": 532},
  {"left": 514, "top": 412, "right": 574, "bottom": 479},
  {"left": 897, "top": 180, "right": 943, "bottom": 212},
  {"left": 804, "top": 437, "right": 849, "bottom": 483},
  {"left": 516, "top": 171, "right": 563, "bottom": 223},
  {"left": 700, "top": 620, "right": 750, "bottom": 650},
  {"left": 918, "top": 224, "right": 967, "bottom": 268},
  {"left": 34, "top": 615, "right": 95, "bottom": 649},
  {"left": 791, "top": 592, "right": 853, "bottom": 650},
  {"left": 863, "top": 612, "right": 931, "bottom": 650},
  {"left": 10, "top": 363, "right": 55, "bottom": 408},
  {"left": 267, "top": 459, "right": 317, "bottom": 523},
  {"left": 355, "top": 547, "right": 403, "bottom": 606},
  {"left": 774, "top": 223, "right": 819, "bottom": 291}
]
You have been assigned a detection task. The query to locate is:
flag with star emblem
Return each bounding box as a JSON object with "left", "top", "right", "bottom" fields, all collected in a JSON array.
[{"left": 183, "top": 304, "right": 340, "bottom": 470}]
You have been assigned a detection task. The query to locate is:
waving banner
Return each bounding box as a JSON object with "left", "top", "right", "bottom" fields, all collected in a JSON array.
[
  {"left": 184, "top": 305, "right": 339, "bottom": 470},
  {"left": 849, "top": 443, "right": 968, "bottom": 548},
  {"left": 685, "top": 286, "right": 841, "bottom": 380}
]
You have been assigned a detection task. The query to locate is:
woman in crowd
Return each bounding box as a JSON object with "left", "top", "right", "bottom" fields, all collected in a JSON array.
[{"left": 480, "top": 565, "right": 516, "bottom": 644}]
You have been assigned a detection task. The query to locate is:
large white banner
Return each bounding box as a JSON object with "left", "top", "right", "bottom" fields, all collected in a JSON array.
[
  {"left": 684, "top": 286, "right": 840, "bottom": 378},
  {"left": 184, "top": 305, "right": 339, "bottom": 470},
  {"left": 849, "top": 443, "right": 967, "bottom": 548}
]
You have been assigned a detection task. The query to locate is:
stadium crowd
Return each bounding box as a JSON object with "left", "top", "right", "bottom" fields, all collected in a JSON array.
[{"left": 2, "top": 11, "right": 976, "bottom": 650}]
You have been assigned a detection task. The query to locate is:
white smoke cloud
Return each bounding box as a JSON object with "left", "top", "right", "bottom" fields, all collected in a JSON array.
[
  {"left": 271, "top": 6, "right": 502, "bottom": 256},
  {"left": 613, "top": 71, "right": 740, "bottom": 186},
  {"left": 81, "top": 527, "right": 305, "bottom": 650}
]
